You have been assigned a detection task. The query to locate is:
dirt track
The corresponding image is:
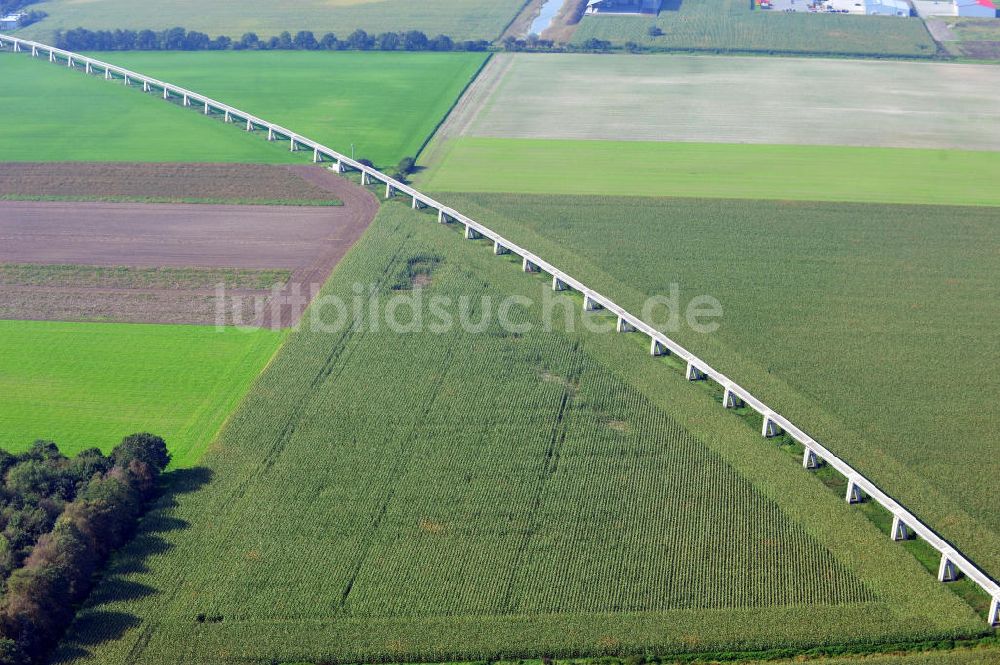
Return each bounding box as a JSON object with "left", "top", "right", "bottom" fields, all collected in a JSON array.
[{"left": 0, "top": 165, "right": 378, "bottom": 328}]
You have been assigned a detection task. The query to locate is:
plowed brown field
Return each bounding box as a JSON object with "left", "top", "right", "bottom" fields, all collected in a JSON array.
[
  {"left": 0, "top": 166, "right": 377, "bottom": 327},
  {"left": 0, "top": 163, "right": 343, "bottom": 205}
]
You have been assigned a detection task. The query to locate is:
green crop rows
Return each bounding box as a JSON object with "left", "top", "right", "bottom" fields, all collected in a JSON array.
[
  {"left": 572, "top": 0, "right": 937, "bottom": 57},
  {"left": 0, "top": 319, "right": 286, "bottom": 467},
  {"left": 434, "top": 191, "right": 1000, "bottom": 584},
  {"left": 0, "top": 50, "right": 486, "bottom": 167},
  {"left": 53, "top": 201, "right": 982, "bottom": 664}
]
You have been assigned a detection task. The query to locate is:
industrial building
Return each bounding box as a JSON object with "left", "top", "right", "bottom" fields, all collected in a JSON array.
[
  {"left": 585, "top": 0, "right": 664, "bottom": 14},
  {"left": 863, "top": 0, "right": 911, "bottom": 14},
  {"left": 954, "top": 0, "right": 997, "bottom": 16},
  {"left": 0, "top": 13, "right": 23, "bottom": 30}
]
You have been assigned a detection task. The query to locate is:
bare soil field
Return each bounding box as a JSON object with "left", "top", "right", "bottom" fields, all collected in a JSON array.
[
  {"left": 0, "top": 163, "right": 343, "bottom": 205},
  {"left": 0, "top": 166, "right": 377, "bottom": 327}
]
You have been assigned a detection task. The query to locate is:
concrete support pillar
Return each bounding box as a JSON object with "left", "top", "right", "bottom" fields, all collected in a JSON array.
[
  {"left": 143, "top": 81, "right": 150, "bottom": 93},
  {"left": 49, "top": 50, "right": 55, "bottom": 62},
  {"left": 203, "top": 101, "right": 210, "bottom": 114},
  {"left": 163, "top": 87, "right": 170, "bottom": 100},
  {"left": 494, "top": 241, "right": 510, "bottom": 255},
  {"left": 937, "top": 555, "right": 959, "bottom": 582},
  {"left": 552, "top": 276, "right": 568, "bottom": 291},
  {"left": 723, "top": 386, "right": 742, "bottom": 408},
  {"left": 67, "top": 56, "right": 73, "bottom": 68},
  {"left": 266, "top": 127, "right": 275, "bottom": 141},
  {"left": 762, "top": 415, "right": 781, "bottom": 438},
  {"left": 617, "top": 317, "right": 636, "bottom": 333},
  {"left": 290, "top": 139, "right": 299, "bottom": 152},
  {"left": 412, "top": 196, "right": 422, "bottom": 209},
  {"left": 85, "top": 62, "right": 93, "bottom": 74},
  {"left": 803, "top": 448, "right": 820, "bottom": 469},
  {"left": 104, "top": 68, "right": 112, "bottom": 80},
  {"left": 331, "top": 160, "right": 345, "bottom": 173},
  {"left": 583, "top": 295, "right": 602, "bottom": 311},
  {"left": 385, "top": 183, "right": 394, "bottom": 199},
  {"left": 891, "top": 515, "right": 912, "bottom": 541},
  {"left": 124, "top": 74, "right": 130, "bottom": 86},
  {"left": 465, "top": 225, "right": 482, "bottom": 240},
  {"left": 32, "top": 45, "right": 38, "bottom": 57},
  {"left": 989, "top": 597, "right": 999, "bottom": 627},
  {"left": 686, "top": 362, "right": 706, "bottom": 381},
  {"left": 224, "top": 110, "right": 232, "bottom": 123},
  {"left": 650, "top": 339, "right": 669, "bottom": 357},
  {"left": 312, "top": 149, "right": 322, "bottom": 163},
  {"left": 523, "top": 257, "right": 540, "bottom": 273},
  {"left": 846, "top": 479, "right": 864, "bottom": 504},
  {"left": 12, "top": 41, "right": 20, "bottom": 52},
  {"left": 361, "top": 171, "right": 370, "bottom": 186}
]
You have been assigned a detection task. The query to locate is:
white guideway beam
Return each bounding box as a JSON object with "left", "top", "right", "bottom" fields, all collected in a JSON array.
[{"left": 6, "top": 34, "right": 996, "bottom": 621}]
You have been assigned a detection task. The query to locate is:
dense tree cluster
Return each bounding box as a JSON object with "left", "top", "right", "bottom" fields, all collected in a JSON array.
[
  {"left": 0, "top": 435, "right": 170, "bottom": 665},
  {"left": 54, "top": 27, "right": 490, "bottom": 53}
]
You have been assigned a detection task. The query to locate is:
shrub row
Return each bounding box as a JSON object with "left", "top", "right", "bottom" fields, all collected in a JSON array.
[
  {"left": 54, "top": 27, "right": 490, "bottom": 53},
  {"left": 0, "top": 435, "right": 170, "bottom": 665}
]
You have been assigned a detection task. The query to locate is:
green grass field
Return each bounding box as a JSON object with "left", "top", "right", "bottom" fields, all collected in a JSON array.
[
  {"left": 572, "top": 0, "right": 937, "bottom": 56},
  {"left": 432, "top": 192, "right": 1000, "bottom": 581},
  {"left": 18, "top": 0, "right": 525, "bottom": 42},
  {"left": 0, "top": 53, "right": 301, "bottom": 163},
  {"left": 0, "top": 320, "right": 285, "bottom": 467},
  {"left": 421, "top": 138, "right": 1000, "bottom": 206},
  {"left": 0, "top": 50, "right": 486, "bottom": 167},
  {"left": 50, "top": 200, "right": 984, "bottom": 665}
]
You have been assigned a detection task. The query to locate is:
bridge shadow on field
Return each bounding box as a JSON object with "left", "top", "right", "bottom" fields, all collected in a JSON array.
[{"left": 50, "top": 467, "right": 213, "bottom": 663}]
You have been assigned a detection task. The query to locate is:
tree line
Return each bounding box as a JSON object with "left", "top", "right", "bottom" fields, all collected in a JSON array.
[
  {"left": 54, "top": 27, "right": 490, "bottom": 52},
  {"left": 0, "top": 435, "right": 171, "bottom": 665}
]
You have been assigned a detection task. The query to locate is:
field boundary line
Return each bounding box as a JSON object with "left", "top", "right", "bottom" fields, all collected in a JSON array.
[{"left": 1, "top": 33, "right": 997, "bottom": 627}]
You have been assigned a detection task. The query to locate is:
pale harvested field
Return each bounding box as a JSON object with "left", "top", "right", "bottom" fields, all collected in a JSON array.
[{"left": 445, "top": 53, "right": 1000, "bottom": 150}]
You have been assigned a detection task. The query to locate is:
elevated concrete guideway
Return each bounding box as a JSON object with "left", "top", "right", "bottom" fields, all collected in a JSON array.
[{"left": 1, "top": 34, "right": 997, "bottom": 628}]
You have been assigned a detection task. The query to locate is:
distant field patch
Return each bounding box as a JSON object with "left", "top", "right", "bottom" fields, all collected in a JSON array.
[
  {"left": 0, "top": 54, "right": 298, "bottom": 163},
  {"left": 440, "top": 54, "right": 1000, "bottom": 151},
  {"left": 82, "top": 50, "right": 488, "bottom": 168},
  {"left": 19, "top": 0, "right": 524, "bottom": 42},
  {"left": 1, "top": 51, "right": 486, "bottom": 168},
  {"left": 422, "top": 138, "right": 1000, "bottom": 206},
  {"left": 0, "top": 320, "right": 285, "bottom": 466},
  {"left": 0, "top": 163, "right": 343, "bottom": 205},
  {"left": 572, "top": 0, "right": 937, "bottom": 56}
]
